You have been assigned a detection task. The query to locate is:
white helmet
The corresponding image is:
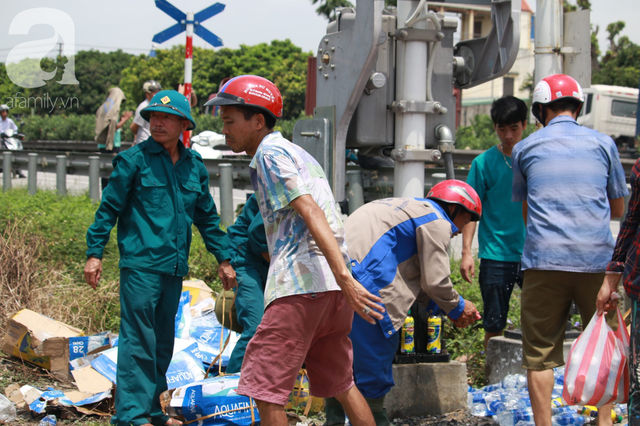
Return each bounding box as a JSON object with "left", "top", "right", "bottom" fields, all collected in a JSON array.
[
  {"left": 531, "top": 74, "right": 584, "bottom": 123},
  {"left": 0, "top": 105, "right": 9, "bottom": 112},
  {"left": 143, "top": 80, "right": 162, "bottom": 94}
]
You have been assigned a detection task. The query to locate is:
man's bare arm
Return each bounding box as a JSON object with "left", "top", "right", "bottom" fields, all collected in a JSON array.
[
  {"left": 289, "top": 195, "right": 385, "bottom": 324},
  {"left": 609, "top": 197, "right": 625, "bottom": 219},
  {"left": 460, "top": 222, "right": 477, "bottom": 283}
]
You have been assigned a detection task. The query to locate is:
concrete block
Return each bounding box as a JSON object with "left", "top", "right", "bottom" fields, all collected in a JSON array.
[
  {"left": 384, "top": 361, "right": 467, "bottom": 418},
  {"left": 485, "top": 336, "right": 575, "bottom": 385}
]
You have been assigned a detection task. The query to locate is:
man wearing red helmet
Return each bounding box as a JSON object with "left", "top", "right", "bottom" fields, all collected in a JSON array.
[
  {"left": 324, "top": 181, "right": 482, "bottom": 426},
  {"left": 206, "top": 75, "right": 384, "bottom": 426},
  {"left": 512, "top": 74, "right": 628, "bottom": 426}
]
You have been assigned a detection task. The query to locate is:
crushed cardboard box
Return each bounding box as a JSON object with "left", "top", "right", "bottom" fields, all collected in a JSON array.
[
  {"left": 22, "top": 385, "right": 112, "bottom": 417},
  {"left": 2, "top": 309, "right": 83, "bottom": 381},
  {"left": 71, "top": 365, "right": 113, "bottom": 395},
  {"left": 182, "top": 279, "right": 213, "bottom": 306},
  {"left": 5, "top": 383, "right": 26, "bottom": 412}
]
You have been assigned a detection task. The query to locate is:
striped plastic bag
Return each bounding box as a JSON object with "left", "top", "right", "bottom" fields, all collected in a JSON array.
[{"left": 562, "top": 308, "right": 629, "bottom": 407}]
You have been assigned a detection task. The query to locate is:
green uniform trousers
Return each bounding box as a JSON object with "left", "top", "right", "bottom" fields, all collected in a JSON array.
[
  {"left": 226, "top": 266, "right": 266, "bottom": 374},
  {"left": 111, "top": 268, "right": 183, "bottom": 426}
]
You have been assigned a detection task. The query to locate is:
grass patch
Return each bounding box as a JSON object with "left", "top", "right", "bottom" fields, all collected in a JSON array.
[
  {"left": 445, "top": 258, "right": 522, "bottom": 386},
  {"left": 0, "top": 189, "right": 227, "bottom": 424},
  {"left": 0, "top": 188, "right": 222, "bottom": 334},
  {"left": 0, "top": 188, "right": 523, "bottom": 414}
]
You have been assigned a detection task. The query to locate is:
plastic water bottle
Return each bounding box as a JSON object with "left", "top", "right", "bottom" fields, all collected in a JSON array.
[
  {"left": 502, "top": 374, "right": 527, "bottom": 389},
  {"left": 0, "top": 395, "right": 16, "bottom": 424},
  {"left": 553, "top": 367, "right": 565, "bottom": 385},
  {"left": 39, "top": 415, "right": 57, "bottom": 426},
  {"left": 482, "top": 384, "right": 502, "bottom": 392},
  {"left": 485, "top": 392, "right": 508, "bottom": 414},
  {"left": 552, "top": 384, "right": 564, "bottom": 398},
  {"left": 551, "top": 412, "right": 590, "bottom": 426},
  {"left": 467, "top": 391, "right": 489, "bottom": 405},
  {"left": 496, "top": 407, "right": 534, "bottom": 426},
  {"left": 614, "top": 403, "right": 628, "bottom": 417},
  {"left": 502, "top": 374, "right": 518, "bottom": 389},
  {"left": 504, "top": 394, "right": 529, "bottom": 411},
  {"left": 552, "top": 406, "right": 577, "bottom": 415},
  {"left": 514, "top": 422, "right": 535, "bottom": 426},
  {"left": 470, "top": 402, "right": 491, "bottom": 417}
]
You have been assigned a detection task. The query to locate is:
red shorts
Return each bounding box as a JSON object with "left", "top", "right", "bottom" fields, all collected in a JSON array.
[{"left": 236, "top": 291, "right": 355, "bottom": 405}]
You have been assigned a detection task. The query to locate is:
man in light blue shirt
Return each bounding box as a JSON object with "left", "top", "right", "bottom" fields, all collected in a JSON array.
[{"left": 512, "top": 74, "right": 628, "bottom": 426}]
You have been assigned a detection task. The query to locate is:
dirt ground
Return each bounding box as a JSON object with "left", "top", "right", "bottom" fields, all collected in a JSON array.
[
  {"left": 390, "top": 410, "right": 498, "bottom": 426},
  {"left": 1, "top": 354, "right": 497, "bottom": 426}
]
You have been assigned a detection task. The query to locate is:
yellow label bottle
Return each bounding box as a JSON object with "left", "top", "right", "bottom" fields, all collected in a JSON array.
[{"left": 401, "top": 311, "right": 415, "bottom": 354}]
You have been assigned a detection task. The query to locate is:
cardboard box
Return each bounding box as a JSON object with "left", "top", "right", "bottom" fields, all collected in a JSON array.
[
  {"left": 2, "top": 309, "right": 83, "bottom": 381},
  {"left": 182, "top": 279, "right": 213, "bottom": 306}
]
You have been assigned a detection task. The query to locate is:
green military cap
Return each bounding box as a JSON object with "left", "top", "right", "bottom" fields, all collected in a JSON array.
[{"left": 141, "top": 90, "right": 196, "bottom": 130}]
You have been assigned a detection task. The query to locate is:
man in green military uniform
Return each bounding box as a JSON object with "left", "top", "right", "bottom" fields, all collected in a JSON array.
[
  {"left": 225, "top": 194, "right": 269, "bottom": 373},
  {"left": 84, "top": 90, "right": 236, "bottom": 426}
]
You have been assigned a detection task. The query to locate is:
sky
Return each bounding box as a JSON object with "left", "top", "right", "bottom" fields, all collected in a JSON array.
[
  {"left": 0, "top": 0, "right": 330, "bottom": 64},
  {"left": 0, "top": 0, "right": 638, "bottom": 64}
]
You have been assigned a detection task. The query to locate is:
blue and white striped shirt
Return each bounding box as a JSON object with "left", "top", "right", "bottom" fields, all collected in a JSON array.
[{"left": 512, "top": 115, "right": 629, "bottom": 272}]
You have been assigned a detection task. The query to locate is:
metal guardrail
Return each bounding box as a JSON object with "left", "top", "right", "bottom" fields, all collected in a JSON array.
[
  {"left": 3, "top": 141, "right": 637, "bottom": 220},
  {"left": 3, "top": 148, "right": 464, "bottom": 194},
  {"left": 22, "top": 140, "right": 134, "bottom": 152},
  {"left": 5, "top": 149, "right": 257, "bottom": 190},
  {"left": 2, "top": 146, "right": 470, "bottom": 221},
  {"left": 18, "top": 140, "right": 640, "bottom": 177}
]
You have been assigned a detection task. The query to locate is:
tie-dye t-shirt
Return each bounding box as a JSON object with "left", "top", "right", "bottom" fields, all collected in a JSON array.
[{"left": 249, "top": 132, "right": 348, "bottom": 307}]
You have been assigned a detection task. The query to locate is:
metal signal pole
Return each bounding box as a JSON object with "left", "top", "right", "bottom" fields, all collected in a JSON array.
[{"left": 183, "top": 11, "right": 194, "bottom": 147}]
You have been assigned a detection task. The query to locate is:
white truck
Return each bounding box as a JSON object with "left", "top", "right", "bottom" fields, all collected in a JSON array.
[{"left": 577, "top": 84, "right": 639, "bottom": 157}]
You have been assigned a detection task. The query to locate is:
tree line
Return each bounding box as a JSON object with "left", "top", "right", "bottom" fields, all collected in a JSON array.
[
  {"left": 563, "top": 0, "right": 640, "bottom": 88},
  {"left": 0, "top": 39, "right": 310, "bottom": 122}
]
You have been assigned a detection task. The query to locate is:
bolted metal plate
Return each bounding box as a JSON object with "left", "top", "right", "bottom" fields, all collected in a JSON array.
[
  {"left": 292, "top": 117, "right": 334, "bottom": 189},
  {"left": 563, "top": 10, "right": 591, "bottom": 89}
]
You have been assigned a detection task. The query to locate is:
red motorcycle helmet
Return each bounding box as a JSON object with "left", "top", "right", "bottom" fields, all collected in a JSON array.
[
  {"left": 531, "top": 74, "right": 584, "bottom": 124},
  {"left": 204, "top": 75, "right": 283, "bottom": 120},
  {"left": 427, "top": 180, "right": 482, "bottom": 221}
]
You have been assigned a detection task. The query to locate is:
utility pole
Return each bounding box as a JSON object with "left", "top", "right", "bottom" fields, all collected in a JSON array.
[
  {"left": 183, "top": 11, "right": 194, "bottom": 147},
  {"left": 534, "top": 0, "right": 591, "bottom": 89},
  {"left": 534, "top": 0, "right": 563, "bottom": 85},
  {"left": 636, "top": 75, "right": 640, "bottom": 140},
  {"left": 394, "top": 1, "right": 428, "bottom": 198}
]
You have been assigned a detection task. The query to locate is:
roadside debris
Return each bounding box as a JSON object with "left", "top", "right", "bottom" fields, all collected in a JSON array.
[
  {"left": 0, "top": 394, "right": 16, "bottom": 423},
  {"left": 467, "top": 369, "right": 628, "bottom": 425},
  {"left": 2, "top": 309, "right": 83, "bottom": 381},
  {"left": 0, "top": 280, "right": 246, "bottom": 423}
]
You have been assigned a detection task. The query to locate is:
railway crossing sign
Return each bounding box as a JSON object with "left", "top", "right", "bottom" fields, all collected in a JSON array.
[
  {"left": 152, "top": 0, "right": 224, "bottom": 47},
  {"left": 152, "top": 0, "right": 225, "bottom": 147}
]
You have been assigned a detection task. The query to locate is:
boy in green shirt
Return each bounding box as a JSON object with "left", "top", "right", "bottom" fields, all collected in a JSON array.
[{"left": 460, "top": 96, "right": 528, "bottom": 350}]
